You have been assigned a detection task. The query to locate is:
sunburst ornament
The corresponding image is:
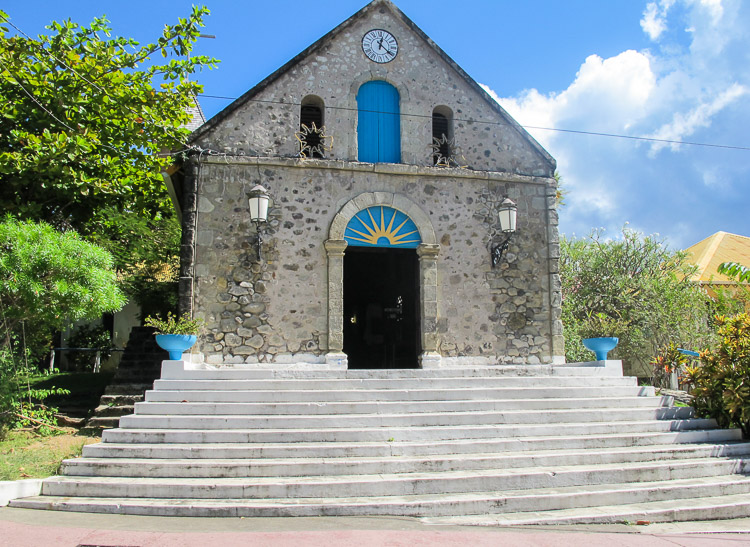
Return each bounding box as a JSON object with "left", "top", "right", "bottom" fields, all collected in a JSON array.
[
  {"left": 295, "top": 122, "right": 332, "bottom": 159},
  {"left": 344, "top": 206, "right": 422, "bottom": 248},
  {"left": 430, "top": 134, "right": 466, "bottom": 168}
]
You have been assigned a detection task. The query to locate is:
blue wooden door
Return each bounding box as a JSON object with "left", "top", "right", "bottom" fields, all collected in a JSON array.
[{"left": 357, "top": 81, "right": 400, "bottom": 163}]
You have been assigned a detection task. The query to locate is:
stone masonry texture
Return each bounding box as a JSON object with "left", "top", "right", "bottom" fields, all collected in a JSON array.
[{"left": 183, "top": 1, "right": 563, "bottom": 365}]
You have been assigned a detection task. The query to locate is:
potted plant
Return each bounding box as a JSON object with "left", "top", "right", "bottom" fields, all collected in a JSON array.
[
  {"left": 579, "top": 312, "right": 624, "bottom": 361},
  {"left": 144, "top": 312, "right": 204, "bottom": 360}
]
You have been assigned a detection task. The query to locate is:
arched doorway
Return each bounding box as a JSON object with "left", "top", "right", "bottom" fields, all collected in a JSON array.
[
  {"left": 325, "top": 193, "right": 441, "bottom": 369},
  {"left": 343, "top": 206, "right": 420, "bottom": 369}
]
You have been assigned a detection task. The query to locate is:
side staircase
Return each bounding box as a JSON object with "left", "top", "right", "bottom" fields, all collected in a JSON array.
[
  {"left": 13, "top": 360, "right": 750, "bottom": 524},
  {"left": 81, "top": 327, "right": 167, "bottom": 434}
]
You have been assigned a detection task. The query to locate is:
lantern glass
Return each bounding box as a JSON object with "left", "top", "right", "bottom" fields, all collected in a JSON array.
[
  {"left": 248, "top": 185, "right": 270, "bottom": 223},
  {"left": 498, "top": 199, "right": 517, "bottom": 233}
]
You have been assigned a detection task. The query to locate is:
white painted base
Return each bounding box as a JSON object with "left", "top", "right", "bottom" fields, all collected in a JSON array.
[
  {"left": 324, "top": 352, "right": 348, "bottom": 369},
  {"left": 419, "top": 352, "right": 442, "bottom": 368},
  {"left": 0, "top": 478, "right": 42, "bottom": 506}
]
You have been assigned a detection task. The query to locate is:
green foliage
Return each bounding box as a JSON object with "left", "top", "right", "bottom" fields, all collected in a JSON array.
[
  {"left": 685, "top": 314, "right": 750, "bottom": 437},
  {"left": 0, "top": 7, "right": 216, "bottom": 316},
  {"left": 561, "top": 227, "right": 712, "bottom": 371},
  {"left": 0, "top": 7, "right": 217, "bottom": 231},
  {"left": 0, "top": 217, "right": 125, "bottom": 335},
  {"left": 718, "top": 262, "right": 750, "bottom": 284},
  {"left": 650, "top": 341, "right": 689, "bottom": 389},
  {"left": 145, "top": 312, "right": 203, "bottom": 335},
  {"left": 578, "top": 312, "right": 627, "bottom": 340},
  {"left": 83, "top": 208, "right": 180, "bottom": 315},
  {"left": 0, "top": 344, "right": 69, "bottom": 437}
]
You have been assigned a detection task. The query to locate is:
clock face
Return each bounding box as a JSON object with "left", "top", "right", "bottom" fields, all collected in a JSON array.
[{"left": 362, "top": 29, "right": 398, "bottom": 63}]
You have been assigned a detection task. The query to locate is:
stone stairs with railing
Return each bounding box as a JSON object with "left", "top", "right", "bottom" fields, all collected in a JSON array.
[
  {"left": 13, "top": 360, "right": 750, "bottom": 524},
  {"left": 80, "top": 327, "right": 167, "bottom": 434}
]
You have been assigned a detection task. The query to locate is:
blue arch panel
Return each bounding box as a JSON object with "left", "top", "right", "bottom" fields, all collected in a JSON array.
[
  {"left": 344, "top": 206, "right": 421, "bottom": 248},
  {"left": 357, "top": 81, "right": 401, "bottom": 163}
]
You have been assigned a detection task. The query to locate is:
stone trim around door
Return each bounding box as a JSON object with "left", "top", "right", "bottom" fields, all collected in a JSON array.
[{"left": 326, "top": 192, "right": 440, "bottom": 368}]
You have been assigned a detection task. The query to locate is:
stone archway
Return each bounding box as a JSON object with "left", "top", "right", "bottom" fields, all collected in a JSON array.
[{"left": 325, "top": 192, "right": 440, "bottom": 368}]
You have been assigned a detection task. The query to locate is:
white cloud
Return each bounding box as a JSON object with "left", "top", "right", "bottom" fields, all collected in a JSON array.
[
  {"left": 481, "top": 0, "right": 750, "bottom": 247},
  {"left": 641, "top": 2, "right": 668, "bottom": 40},
  {"left": 647, "top": 83, "right": 747, "bottom": 152}
]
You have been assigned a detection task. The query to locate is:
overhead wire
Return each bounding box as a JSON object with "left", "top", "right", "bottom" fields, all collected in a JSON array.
[
  {"left": 2, "top": 16, "right": 198, "bottom": 149},
  {"left": 198, "top": 94, "right": 750, "bottom": 152},
  {"left": 4, "top": 15, "right": 747, "bottom": 154}
]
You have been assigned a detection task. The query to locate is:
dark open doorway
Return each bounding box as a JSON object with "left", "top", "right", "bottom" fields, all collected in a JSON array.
[{"left": 343, "top": 247, "right": 420, "bottom": 369}]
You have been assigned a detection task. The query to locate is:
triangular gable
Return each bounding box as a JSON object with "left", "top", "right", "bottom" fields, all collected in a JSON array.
[
  {"left": 190, "top": 0, "right": 555, "bottom": 170},
  {"left": 686, "top": 231, "right": 750, "bottom": 283}
]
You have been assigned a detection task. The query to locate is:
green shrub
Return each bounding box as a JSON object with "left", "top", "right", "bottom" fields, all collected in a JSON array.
[
  {"left": 0, "top": 344, "right": 68, "bottom": 438},
  {"left": 144, "top": 312, "right": 203, "bottom": 335},
  {"left": 685, "top": 313, "right": 750, "bottom": 437},
  {"left": 650, "top": 342, "right": 689, "bottom": 389},
  {"left": 561, "top": 227, "right": 712, "bottom": 373}
]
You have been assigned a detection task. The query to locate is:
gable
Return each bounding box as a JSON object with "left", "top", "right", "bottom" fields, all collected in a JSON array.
[
  {"left": 687, "top": 231, "right": 750, "bottom": 284},
  {"left": 191, "top": 0, "right": 555, "bottom": 176}
]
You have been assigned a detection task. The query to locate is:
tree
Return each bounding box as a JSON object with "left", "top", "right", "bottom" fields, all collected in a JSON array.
[
  {"left": 0, "top": 217, "right": 125, "bottom": 338},
  {"left": 0, "top": 8, "right": 216, "bottom": 310},
  {"left": 718, "top": 262, "right": 750, "bottom": 284},
  {"left": 0, "top": 7, "right": 216, "bottom": 230},
  {"left": 560, "top": 227, "right": 712, "bottom": 374}
]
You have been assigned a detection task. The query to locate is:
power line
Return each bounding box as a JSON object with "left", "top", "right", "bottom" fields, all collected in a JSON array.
[
  {"left": 198, "top": 94, "right": 750, "bottom": 152},
  {"left": 3, "top": 16, "right": 199, "bottom": 148}
]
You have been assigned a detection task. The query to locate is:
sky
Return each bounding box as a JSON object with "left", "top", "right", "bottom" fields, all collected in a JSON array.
[{"left": 6, "top": 0, "right": 750, "bottom": 249}]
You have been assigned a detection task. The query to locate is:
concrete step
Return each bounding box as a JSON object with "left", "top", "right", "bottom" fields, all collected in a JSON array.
[
  {"left": 117, "top": 407, "right": 694, "bottom": 430},
  {"left": 82, "top": 429, "right": 745, "bottom": 460},
  {"left": 83, "top": 417, "right": 121, "bottom": 429},
  {"left": 422, "top": 491, "right": 750, "bottom": 525},
  {"left": 159, "top": 365, "right": 625, "bottom": 380},
  {"left": 92, "top": 404, "right": 134, "bottom": 418},
  {"left": 61, "top": 443, "right": 750, "bottom": 478},
  {"left": 144, "top": 385, "right": 655, "bottom": 403},
  {"left": 100, "top": 395, "right": 144, "bottom": 406},
  {"left": 151, "top": 376, "right": 639, "bottom": 391},
  {"left": 13, "top": 475, "right": 750, "bottom": 518},
  {"left": 101, "top": 418, "right": 719, "bottom": 444},
  {"left": 133, "top": 397, "right": 670, "bottom": 416},
  {"left": 38, "top": 458, "right": 749, "bottom": 499},
  {"left": 104, "top": 383, "right": 152, "bottom": 396}
]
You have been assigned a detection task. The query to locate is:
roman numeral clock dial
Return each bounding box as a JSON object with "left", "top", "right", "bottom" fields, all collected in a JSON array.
[{"left": 362, "top": 29, "right": 398, "bottom": 63}]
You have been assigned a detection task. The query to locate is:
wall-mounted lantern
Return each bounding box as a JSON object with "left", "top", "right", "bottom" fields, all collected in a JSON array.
[
  {"left": 248, "top": 184, "right": 270, "bottom": 261},
  {"left": 491, "top": 198, "right": 517, "bottom": 268}
]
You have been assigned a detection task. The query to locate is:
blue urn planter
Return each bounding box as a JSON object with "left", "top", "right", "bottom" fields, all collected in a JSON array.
[
  {"left": 155, "top": 334, "right": 197, "bottom": 360},
  {"left": 582, "top": 337, "right": 619, "bottom": 361}
]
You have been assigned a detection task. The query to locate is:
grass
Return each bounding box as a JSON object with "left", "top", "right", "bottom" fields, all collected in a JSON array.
[{"left": 0, "top": 429, "right": 98, "bottom": 481}]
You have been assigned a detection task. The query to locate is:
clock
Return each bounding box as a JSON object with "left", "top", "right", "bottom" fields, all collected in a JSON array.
[{"left": 362, "top": 29, "right": 398, "bottom": 63}]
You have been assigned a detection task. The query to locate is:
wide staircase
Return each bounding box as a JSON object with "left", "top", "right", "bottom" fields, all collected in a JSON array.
[{"left": 12, "top": 361, "right": 750, "bottom": 524}]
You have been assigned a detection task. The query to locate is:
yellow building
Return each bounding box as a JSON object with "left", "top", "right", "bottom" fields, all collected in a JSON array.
[{"left": 686, "top": 231, "right": 750, "bottom": 299}]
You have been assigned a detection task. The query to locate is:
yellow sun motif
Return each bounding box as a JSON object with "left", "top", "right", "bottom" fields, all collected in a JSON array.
[{"left": 345, "top": 207, "right": 421, "bottom": 246}]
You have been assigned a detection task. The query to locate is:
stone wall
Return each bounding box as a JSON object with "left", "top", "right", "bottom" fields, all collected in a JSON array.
[
  {"left": 191, "top": 5, "right": 553, "bottom": 178},
  {"left": 189, "top": 156, "right": 563, "bottom": 365}
]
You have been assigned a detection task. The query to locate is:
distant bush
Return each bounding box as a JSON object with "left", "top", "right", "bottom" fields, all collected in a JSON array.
[{"left": 685, "top": 314, "right": 750, "bottom": 438}]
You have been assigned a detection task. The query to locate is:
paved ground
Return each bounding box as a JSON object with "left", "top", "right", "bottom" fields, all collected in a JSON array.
[{"left": 1, "top": 507, "right": 749, "bottom": 546}]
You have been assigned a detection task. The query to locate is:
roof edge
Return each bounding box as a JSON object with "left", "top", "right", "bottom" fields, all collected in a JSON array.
[{"left": 190, "top": 0, "right": 556, "bottom": 173}]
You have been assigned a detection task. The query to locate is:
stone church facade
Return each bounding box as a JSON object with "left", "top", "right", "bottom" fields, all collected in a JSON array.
[{"left": 177, "top": 0, "right": 564, "bottom": 368}]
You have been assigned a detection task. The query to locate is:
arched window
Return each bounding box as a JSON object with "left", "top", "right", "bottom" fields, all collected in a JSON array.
[
  {"left": 432, "top": 105, "right": 453, "bottom": 165},
  {"left": 300, "top": 95, "right": 324, "bottom": 158},
  {"left": 357, "top": 81, "right": 400, "bottom": 163}
]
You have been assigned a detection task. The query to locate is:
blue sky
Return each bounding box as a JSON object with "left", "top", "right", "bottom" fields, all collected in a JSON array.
[{"left": 7, "top": 1, "right": 750, "bottom": 249}]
